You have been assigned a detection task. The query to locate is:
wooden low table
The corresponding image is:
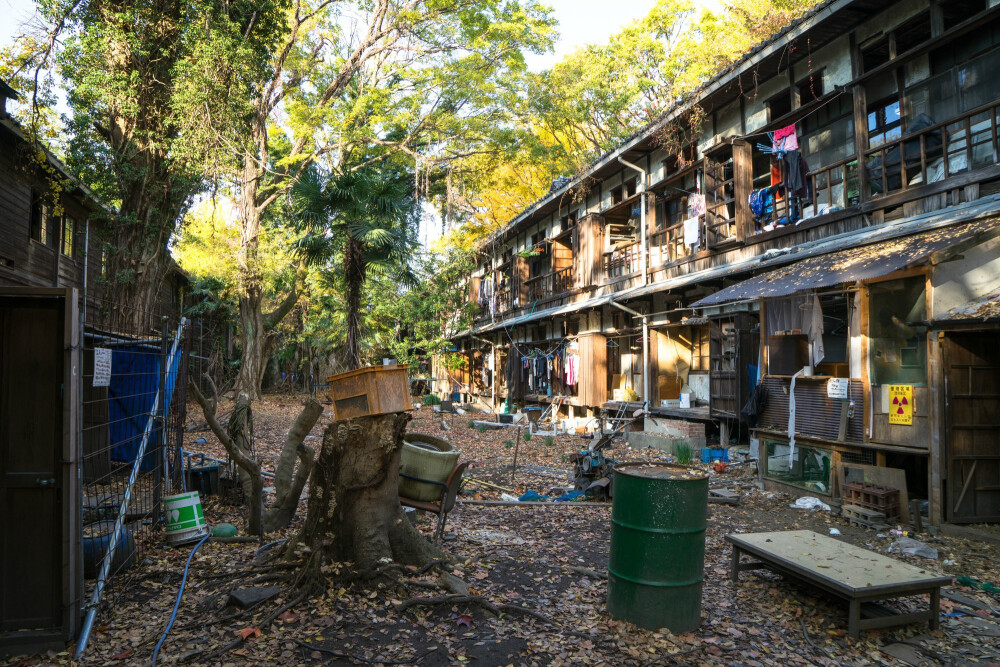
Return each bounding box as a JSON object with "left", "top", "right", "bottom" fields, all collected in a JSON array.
[{"left": 727, "top": 530, "right": 951, "bottom": 638}]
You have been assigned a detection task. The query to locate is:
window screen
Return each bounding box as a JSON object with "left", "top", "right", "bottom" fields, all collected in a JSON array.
[
  {"left": 765, "top": 440, "right": 833, "bottom": 495},
  {"left": 869, "top": 277, "right": 927, "bottom": 385}
]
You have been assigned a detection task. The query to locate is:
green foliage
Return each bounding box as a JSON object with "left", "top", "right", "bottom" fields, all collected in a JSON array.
[
  {"left": 441, "top": 352, "right": 467, "bottom": 373},
  {"left": 544, "top": 436, "right": 554, "bottom": 447},
  {"left": 503, "top": 440, "right": 514, "bottom": 449},
  {"left": 467, "top": 420, "right": 476, "bottom": 429},
  {"left": 675, "top": 443, "right": 693, "bottom": 465},
  {"left": 422, "top": 394, "right": 441, "bottom": 406},
  {"left": 523, "top": 431, "right": 532, "bottom": 442},
  {"left": 477, "top": 425, "right": 487, "bottom": 434}
]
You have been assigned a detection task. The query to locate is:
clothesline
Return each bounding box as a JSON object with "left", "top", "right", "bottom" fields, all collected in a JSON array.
[{"left": 737, "top": 89, "right": 849, "bottom": 142}]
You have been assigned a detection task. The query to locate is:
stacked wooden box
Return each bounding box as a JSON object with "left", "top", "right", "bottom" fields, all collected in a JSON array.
[{"left": 843, "top": 481, "right": 901, "bottom": 523}]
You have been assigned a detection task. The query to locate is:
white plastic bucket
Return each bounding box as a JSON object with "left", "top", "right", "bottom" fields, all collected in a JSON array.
[{"left": 164, "top": 491, "right": 209, "bottom": 545}]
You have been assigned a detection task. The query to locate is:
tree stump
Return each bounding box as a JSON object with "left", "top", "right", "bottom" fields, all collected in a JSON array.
[{"left": 293, "top": 412, "right": 443, "bottom": 570}]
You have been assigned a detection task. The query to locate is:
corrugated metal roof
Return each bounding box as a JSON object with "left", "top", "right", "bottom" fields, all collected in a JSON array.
[
  {"left": 456, "top": 198, "right": 1000, "bottom": 338},
  {"left": 934, "top": 289, "right": 1000, "bottom": 322},
  {"left": 691, "top": 218, "right": 1000, "bottom": 307},
  {"left": 470, "top": 292, "right": 611, "bottom": 335}
]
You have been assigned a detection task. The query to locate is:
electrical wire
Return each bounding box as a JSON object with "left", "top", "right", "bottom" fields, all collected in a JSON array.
[{"left": 150, "top": 530, "right": 212, "bottom": 666}]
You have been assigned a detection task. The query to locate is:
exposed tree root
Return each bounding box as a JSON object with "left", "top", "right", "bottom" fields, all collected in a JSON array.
[
  {"left": 395, "top": 594, "right": 602, "bottom": 641},
  {"left": 292, "top": 638, "right": 432, "bottom": 664},
  {"left": 189, "top": 587, "right": 314, "bottom": 663},
  {"left": 563, "top": 565, "right": 608, "bottom": 580}
]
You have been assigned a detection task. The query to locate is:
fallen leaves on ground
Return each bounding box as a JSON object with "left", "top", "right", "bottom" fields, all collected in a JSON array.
[{"left": 16, "top": 395, "right": 1000, "bottom": 667}]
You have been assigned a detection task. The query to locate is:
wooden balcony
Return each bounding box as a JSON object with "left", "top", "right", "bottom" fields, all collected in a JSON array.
[
  {"left": 603, "top": 241, "right": 640, "bottom": 281},
  {"left": 525, "top": 266, "right": 574, "bottom": 303}
]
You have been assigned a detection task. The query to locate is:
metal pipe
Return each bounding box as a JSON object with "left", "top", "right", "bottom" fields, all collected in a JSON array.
[
  {"left": 608, "top": 298, "right": 649, "bottom": 412},
  {"left": 617, "top": 157, "right": 648, "bottom": 287},
  {"left": 75, "top": 318, "right": 188, "bottom": 660}
]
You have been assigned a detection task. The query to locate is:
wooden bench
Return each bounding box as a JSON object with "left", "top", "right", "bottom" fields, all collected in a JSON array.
[{"left": 727, "top": 530, "right": 951, "bottom": 638}]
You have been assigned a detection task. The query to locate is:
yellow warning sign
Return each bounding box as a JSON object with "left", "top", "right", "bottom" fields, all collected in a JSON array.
[{"left": 887, "top": 385, "right": 914, "bottom": 425}]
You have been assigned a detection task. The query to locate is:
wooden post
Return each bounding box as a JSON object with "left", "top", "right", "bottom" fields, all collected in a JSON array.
[
  {"left": 849, "top": 33, "right": 870, "bottom": 206},
  {"left": 859, "top": 285, "right": 871, "bottom": 441},
  {"left": 511, "top": 426, "right": 521, "bottom": 485},
  {"left": 733, "top": 140, "right": 753, "bottom": 240},
  {"left": 928, "top": 331, "right": 945, "bottom": 526}
]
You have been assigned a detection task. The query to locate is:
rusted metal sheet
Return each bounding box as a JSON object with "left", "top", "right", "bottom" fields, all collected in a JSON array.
[{"left": 757, "top": 377, "right": 864, "bottom": 443}]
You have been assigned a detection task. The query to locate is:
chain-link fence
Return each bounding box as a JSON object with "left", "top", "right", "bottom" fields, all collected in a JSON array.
[{"left": 78, "top": 291, "right": 192, "bottom": 632}]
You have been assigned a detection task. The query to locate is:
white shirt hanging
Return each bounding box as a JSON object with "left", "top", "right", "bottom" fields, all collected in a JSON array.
[{"left": 683, "top": 217, "right": 700, "bottom": 247}]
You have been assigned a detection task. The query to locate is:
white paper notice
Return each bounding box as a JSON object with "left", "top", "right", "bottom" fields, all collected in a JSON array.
[
  {"left": 93, "top": 348, "right": 112, "bottom": 387},
  {"left": 826, "top": 377, "right": 849, "bottom": 399}
]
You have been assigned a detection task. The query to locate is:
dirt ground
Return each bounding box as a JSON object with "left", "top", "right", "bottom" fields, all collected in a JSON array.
[{"left": 9, "top": 396, "right": 1000, "bottom": 666}]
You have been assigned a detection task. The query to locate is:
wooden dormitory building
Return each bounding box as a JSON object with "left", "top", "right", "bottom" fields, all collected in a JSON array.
[
  {"left": 451, "top": 0, "right": 1000, "bottom": 526},
  {"left": 0, "top": 80, "right": 189, "bottom": 320}
]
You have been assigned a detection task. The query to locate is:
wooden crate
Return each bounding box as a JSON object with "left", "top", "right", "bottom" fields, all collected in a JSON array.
[
  {"left": 327, "top": 365, "right": 413, "bottom": 422},
  {"left": 843, "top": 481, "right": 900, "bottom": 522}
]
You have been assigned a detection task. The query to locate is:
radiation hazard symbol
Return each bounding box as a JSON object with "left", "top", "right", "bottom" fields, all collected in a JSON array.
[{"left": 887, "top": 384, "right": 914, "bottom": 425}]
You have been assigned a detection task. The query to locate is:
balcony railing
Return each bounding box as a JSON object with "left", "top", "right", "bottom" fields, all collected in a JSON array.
[
  {"left": 651, "top": 215, "right": 699, "bottom": 264},
  {"left": 809, "top": 156, "right": 859, "bottom": 213},
  {"left": 865, "top": 101, "right": 1000, "bottom": 197},
  {"left": 704, "top": 161, "right": 737, "bottom": 247},
  {"left": 525, "top": 273, "right": 550, "bottom": 303},
  {"left": 604, "top": 241, "right": 641, "bottom": 280},
  {"left": 524, "top": 266, "right": 574, "bottom": 303},
  {"left": 496, "top": 286, "right": 512, "bottom": 314},
  {"left": 553, "top": 266, "right": 573, "bottom": 293}
]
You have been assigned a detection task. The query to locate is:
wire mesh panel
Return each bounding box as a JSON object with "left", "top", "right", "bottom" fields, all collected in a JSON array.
[{"left": 79, "top": 292, "right": 191, "bottom": 615}]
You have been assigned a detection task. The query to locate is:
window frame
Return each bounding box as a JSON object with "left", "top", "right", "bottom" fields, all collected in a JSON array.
[{"left": 61, "top": 216, "right": 75, "bottom": 257}]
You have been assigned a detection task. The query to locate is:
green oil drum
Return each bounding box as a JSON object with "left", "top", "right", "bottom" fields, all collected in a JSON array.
[{"left": 607, "top": 463, "right": 708, "bottom": 632}]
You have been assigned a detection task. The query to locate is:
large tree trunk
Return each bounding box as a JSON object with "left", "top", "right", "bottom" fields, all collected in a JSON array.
[
  {"left": 344, "top": 236, "right": 365, "bottom": 371},
  {"left": 262, "top": 398, "right": 324, "bottom": 532},
  {"left": 233, "top": 120, "right": 304, "bottom": 398},
  {"left": 92, "top": 0, "right": 194, "bottom": 334},
  {"left": 235, "top": 125, "right": 271, "bottom": 399},
  {"left": 101, "top": 235, "right": 175, "bottom": 332},
  {"left": 293, "top": 412, "right": 442, "bottom": 570}
]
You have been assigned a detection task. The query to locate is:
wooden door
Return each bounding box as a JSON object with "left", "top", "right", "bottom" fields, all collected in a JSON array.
[
  {"left": 945, "top": 332, "right": 1000, "bottom": 523},
  {"left": 0, "top": 290, "right": 80, "bottom": 648},
  {"left": 709, "top": 313, "right": 759, "bottom": 419},
  {"left": 578, "top": 333, "right": 607, "bottom": 407}
]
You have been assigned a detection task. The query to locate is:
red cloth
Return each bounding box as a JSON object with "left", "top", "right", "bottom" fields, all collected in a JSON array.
[{"left": 773, "top": 123, "right": 799, "bottom": 152}]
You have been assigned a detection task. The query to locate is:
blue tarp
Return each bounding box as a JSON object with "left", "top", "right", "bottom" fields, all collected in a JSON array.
[{"left": 108, "top": 342, "right": 181, "bottom": 472}]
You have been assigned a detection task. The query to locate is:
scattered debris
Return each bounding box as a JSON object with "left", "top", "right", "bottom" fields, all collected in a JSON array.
[
  {"left": 791, "top": 496, "right": 832, "bottom": 511},
  {"left": 227, "top": 586, "right": 282, "bottom": 609},
  {"left": 889, "top": 537, "right": 939, "bottom": 559}
]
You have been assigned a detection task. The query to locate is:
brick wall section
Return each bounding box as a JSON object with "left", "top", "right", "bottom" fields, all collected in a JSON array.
[{"left": 645, "top": 417, "right": 706, "bottom": 440}]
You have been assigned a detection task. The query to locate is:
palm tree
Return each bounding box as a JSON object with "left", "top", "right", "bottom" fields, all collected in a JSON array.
[{"left": 293, "top": 165, "right": 418, "bottom": 370}]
